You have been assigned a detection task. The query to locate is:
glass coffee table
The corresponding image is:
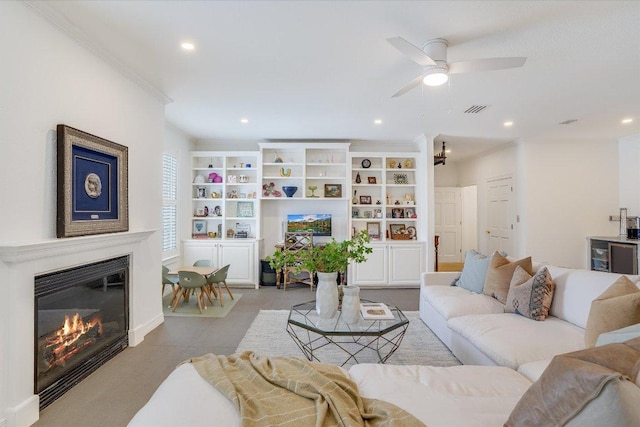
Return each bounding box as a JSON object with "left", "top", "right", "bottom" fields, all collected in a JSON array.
[{"left": 286, "top": 300, "right": 409, "bottom": 367}]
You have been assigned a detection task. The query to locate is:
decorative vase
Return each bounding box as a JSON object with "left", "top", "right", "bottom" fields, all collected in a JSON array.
[
  {"left": 316, "top": 272, "right": 339, "bottom": 319},
  {"left": 341, "top": 286, "right": 360, "bottom": 324},
  {"left": 355, "top": 172, "right": 361, "bottom": 183},
  {"left": 282, "top": 186, "right": 298, "bottom": 198}
]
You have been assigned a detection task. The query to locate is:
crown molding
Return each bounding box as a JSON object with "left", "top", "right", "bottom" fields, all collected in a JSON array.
[{"left": 23, "top": 1, "right": 173, "bottom": 105}]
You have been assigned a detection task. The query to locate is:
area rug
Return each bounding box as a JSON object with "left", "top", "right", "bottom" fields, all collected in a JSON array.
[
  {"left": 235, "top": 310, "right": 460, "bottom": 367},
  {"left": 162, "top": 293, "right": 242, "bottom": 318}
]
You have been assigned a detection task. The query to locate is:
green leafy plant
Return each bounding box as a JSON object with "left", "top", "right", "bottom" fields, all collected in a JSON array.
[
  {"left": 266, "top": 230, "right": 372, "bottom": 274},
  {"left": 265, "top": 246, "right": 297, "bottom": 271},
  {"left": 301, "top": 230, "right": 372, "bottom": 273}
]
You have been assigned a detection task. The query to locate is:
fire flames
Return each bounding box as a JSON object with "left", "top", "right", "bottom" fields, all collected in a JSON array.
[{"left": 42, "top": 313, "right": 102, "bottom": 371}]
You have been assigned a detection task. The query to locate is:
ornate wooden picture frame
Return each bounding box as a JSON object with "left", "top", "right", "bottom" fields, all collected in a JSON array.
[{"left": 56, "top": 125, "right": 129, "bottom": 238}]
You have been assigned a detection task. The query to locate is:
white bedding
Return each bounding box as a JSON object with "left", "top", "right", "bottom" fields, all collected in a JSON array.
[{"left": 128, "top": 362, "right": 532, "bottom": 427}]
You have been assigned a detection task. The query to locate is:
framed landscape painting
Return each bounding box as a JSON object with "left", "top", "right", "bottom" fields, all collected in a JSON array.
[{"left": 56, "top": 125, "right": 129, "bottom": 238}]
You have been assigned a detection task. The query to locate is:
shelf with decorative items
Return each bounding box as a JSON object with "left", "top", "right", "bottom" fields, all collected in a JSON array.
[
  {"left": 259, "top": 143, "right": 349, "bottom": 201},
  {"left": 348, "top": 154, "right": 419, "bottom": 243},
  {"left": 190, "top": 151, "right": 260, "bottom": 241},
  {"left": 347, "top": 152, "right": 425, "bottom": 287}
]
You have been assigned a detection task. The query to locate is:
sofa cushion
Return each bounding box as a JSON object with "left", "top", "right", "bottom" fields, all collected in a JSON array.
[
  {"left": 349, "top": 364, "right": 532, "bottom": 427},
  {"left": 546, "top": 265, "right": 640, "bottom": 329},
  {"left": 422, "top": 285, "right": 504, "bottom": 320},
  {"left": 448, "top": 313, "right": 584, "bottom": 370},
  {"left": 505, "top": 266, "right": 555, "bottom": 321},
  {"left": 584, "top": 275, "right": 640, "bottom": 347},
  {"left": 483, "top": 252, "right": 532, "bottom": 304},
  {"left": 453, "top": 250, "right": 491, "bottom": 293},
  {"left": 505, "top": 338, "right": 640, "bottom": 427}
]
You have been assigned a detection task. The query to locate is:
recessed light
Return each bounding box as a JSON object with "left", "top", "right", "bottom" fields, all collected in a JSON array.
[
  {"left": 240, "top": 118, "right": 249, "bottom": 124},
  {"left": 622, "top": 118, "right": 633, "bottom": 124},
  {"left": 503, "top": 121, "right": 513, "bottom": 127},
  {"left": 374, "top": 119, "right": 382, "bottom": 125},
  {"left": 445, "top": 149, "right": 451, "bottom": 153},
  {"left": 181, "top": 42, "right": 195, "bottom": 51}
]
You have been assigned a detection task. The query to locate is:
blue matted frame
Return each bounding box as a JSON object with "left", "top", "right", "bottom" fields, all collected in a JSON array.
[{"left": 57, "top": 125, "right": 128, "bottom": 237}]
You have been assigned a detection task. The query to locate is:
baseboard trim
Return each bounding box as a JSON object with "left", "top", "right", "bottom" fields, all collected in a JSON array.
[{"left": 128, "top": 313, "right": 164, "bottom": 346}]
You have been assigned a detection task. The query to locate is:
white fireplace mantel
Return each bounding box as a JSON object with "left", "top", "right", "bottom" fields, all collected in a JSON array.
[
  {"left": 0, "top": 229, "right": 161, "bottom": 427},
  {"left": 0, "top": 229, "right": 156, "bottom": 264}
]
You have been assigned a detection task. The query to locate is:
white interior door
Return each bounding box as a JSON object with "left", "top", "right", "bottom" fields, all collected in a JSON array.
[
  {"left": 434, "top": 187, "right": 462, "bottom": 263},
  {"left": 461, "top": 185, "right": 478, "bottom": 253},
  {"left": 486, "top": 175, "right": 515, "bottom": 255}
]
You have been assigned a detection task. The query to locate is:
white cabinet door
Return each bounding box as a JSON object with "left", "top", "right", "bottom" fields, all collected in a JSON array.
[
  {"left": 219, "top": 242, "right": 256, "bottom": 285},
  {"left": 350, "top": 245, "right": 388, "bottom": 286},
  {"left": 388, "top": 243, "right": 425, "bottom": 285},
  {"left": 182, "top": 241, "right": 218, "bottom": 266}
]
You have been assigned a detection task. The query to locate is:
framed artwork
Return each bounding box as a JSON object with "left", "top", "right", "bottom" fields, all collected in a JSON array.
[
  {"left": 193, "top": 220, "right": 207, "bottom": 236},
  {"left": 324, "top": 183, "right": 342, "bottom": 198},
  {"left": 392, "top": 208, "right": 404, "bottom": 218},
  {"left": 367, "top": 176, "right": 377, "bottom": 184},
  {"left": 364, "top": 210, "right": 372, "bottom": 218},
  {"left": 374, "top": 208, "right": 382, "bottom": 218},
  {"left": 359, "top": 195, "right": 372, "bottom": 205},
  {"left": 366, "top": 222, "right": 381, "bottom": 240},
  {"left": 237, "top": 201, "right": 254, "bottom": 217},
  {"left": 352, "top": 208, "right": 360, "bottom": 218},
  {"left": 406, "top": 208, "right": 416, "bottom": 218},
  {"left": 56, "top": 125, "right": 128, "bottom": 238},
  {"left": 389, "top": 223, "right": 406, "bottom": 235},
  {"left": 393, "top": 173, "right": 409, "bottom": 184}
]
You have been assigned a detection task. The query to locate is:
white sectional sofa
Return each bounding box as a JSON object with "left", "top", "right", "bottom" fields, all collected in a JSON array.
[
  {"left": 420, "top": 262, "right": 640, "bottom": 379},
  {"left": 129, "top": 256, "right": 640, "bottom": 427}
]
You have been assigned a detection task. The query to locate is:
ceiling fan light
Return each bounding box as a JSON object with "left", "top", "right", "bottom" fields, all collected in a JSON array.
[{"left": 423, "top": 72, "right": 448, "bottom": 86}]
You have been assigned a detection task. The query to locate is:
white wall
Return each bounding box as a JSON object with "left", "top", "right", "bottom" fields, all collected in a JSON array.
[
  {"left": 455, "top": 137, "right": 621, "bottom": 268},
  {"left": 619, "top": 134, "right": 640, "bottom": 217},
  {"left": 521, "top": 138, "right": 619, "bottom": 267},
  {"left": 434, "top": 161, "right": 459, "bottom": 187},
  {"left": 0, "top": 3, "right": 165, "bottom": 425}
]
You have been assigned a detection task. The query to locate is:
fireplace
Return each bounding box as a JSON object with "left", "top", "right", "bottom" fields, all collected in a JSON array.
[{"left": 34, "top": 256, "right": 129, "bottom": 409}]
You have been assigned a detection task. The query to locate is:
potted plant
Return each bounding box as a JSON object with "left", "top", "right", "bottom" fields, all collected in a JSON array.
[{"left": 266, "top": 230, "right": 372, "bottom": 317}]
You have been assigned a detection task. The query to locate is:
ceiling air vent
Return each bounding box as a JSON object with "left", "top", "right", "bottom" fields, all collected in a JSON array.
[
  {"left": 559, "top": 119, "right": 578, "bottom": 125},
  {"left": 464, "top": 105, "right": 489, "bottom": 114}
]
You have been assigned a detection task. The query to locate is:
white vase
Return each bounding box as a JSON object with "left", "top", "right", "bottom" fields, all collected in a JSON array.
[
  {"left": 341, "top": 286, "right": 361, "bottom": 324},
  {"left": 316, "top": 272, "right": 339, "bottom": 319}
]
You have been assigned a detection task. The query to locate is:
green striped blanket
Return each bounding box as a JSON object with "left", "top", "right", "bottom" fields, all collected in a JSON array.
[{"left": 187, "top": 351, "right": 425, "bottom": 427}]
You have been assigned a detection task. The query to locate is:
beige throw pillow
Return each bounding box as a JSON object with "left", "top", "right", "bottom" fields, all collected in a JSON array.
[
  {"left": 483, "top": 252, "right": 533, "bottom": 304},
  {"left": 505, "top": 266, "right": 555, "bottom": 321},
  {"left": 584, "top": 276, "right": 640, "bottom": 347}
]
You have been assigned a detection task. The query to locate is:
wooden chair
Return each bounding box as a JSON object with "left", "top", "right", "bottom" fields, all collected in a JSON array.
[
  {"left": 172, "top": 271, "right": 213, "bottom": 314},
  {"left": 282, "top": 231, "right": 315, "bottom": 291}
]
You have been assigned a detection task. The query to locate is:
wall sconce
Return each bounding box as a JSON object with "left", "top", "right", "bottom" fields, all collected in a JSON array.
[{"left": 434, "top": 141, "right": 446, "bottom": 166}]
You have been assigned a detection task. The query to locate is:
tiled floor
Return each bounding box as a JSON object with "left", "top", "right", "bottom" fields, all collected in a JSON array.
[{"left": 34, "top": 285, "right": 420, "bottom": 427}]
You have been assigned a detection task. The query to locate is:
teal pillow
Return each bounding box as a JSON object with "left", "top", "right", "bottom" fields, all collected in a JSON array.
[{"left": 453, "top": 250, "right": 492, "bottom": 293}]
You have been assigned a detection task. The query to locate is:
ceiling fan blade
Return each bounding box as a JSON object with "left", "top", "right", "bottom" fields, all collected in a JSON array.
[
  {"left": 448, "top": 57, "right": 527, "bottom": 74},
  {"left": 391, "top": 74, "right": 424, "bottom": 98},
  {"left": 387, "top": 37, "right": 437, "bottom": 67}
]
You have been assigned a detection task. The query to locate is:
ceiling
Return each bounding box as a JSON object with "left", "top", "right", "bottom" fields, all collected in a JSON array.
[{"left": 36, "top": 1, "right": 640, "bottom": 161}]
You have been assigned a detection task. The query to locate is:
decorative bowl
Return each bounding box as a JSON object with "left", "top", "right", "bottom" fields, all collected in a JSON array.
[{"left": 282, "top": 186, "right": 298, "bottom": 198}]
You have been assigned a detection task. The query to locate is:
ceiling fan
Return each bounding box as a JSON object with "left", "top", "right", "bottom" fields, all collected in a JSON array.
[{"left": 387, "top": 37, "right": 527, "bottom": 97}]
